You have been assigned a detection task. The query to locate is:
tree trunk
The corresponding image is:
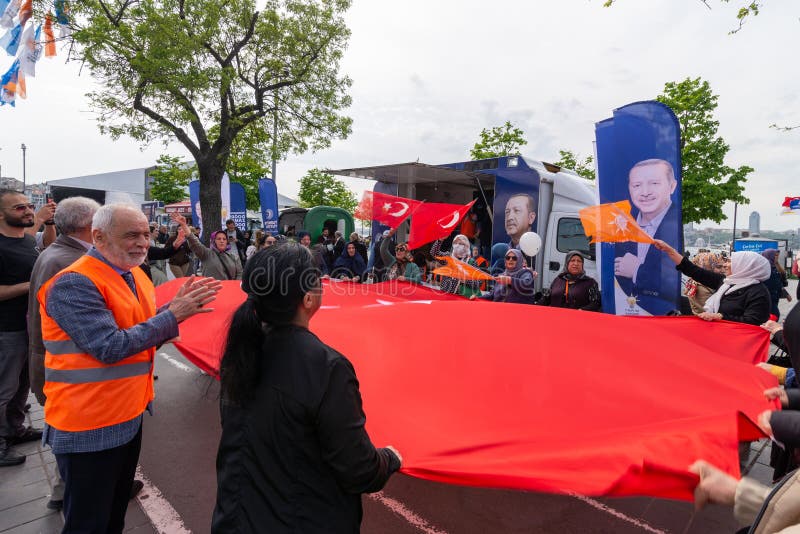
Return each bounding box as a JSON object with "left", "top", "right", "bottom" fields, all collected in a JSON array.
[{"left": 197, "top": 161, "right": 225, "bottom": 245}]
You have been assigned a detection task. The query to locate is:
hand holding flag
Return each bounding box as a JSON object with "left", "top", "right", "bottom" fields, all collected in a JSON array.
[
  {"left": 432, "top": 255, "right": 494, "bottom": 282},
  {"left": 579, "top": 200, "right": 654, "bottom": 244}
]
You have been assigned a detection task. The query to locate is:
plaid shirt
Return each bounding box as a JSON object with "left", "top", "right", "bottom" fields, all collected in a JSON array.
[{"left": 42, "top": 248, "right": 178, "bottom": 454}]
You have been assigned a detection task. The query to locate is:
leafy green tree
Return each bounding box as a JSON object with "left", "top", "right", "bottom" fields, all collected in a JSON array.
[
  {"left": 553, "top": 150, "right": 595, "bottom": 180},
  {"left": 657, "top": 77, "right": 752, "bottom": 224},
  {"left": 149, "top": 154, "right": 195, "bottom": 204},
  {"left": 214, "top": 123, "right": 273, "bottom": 211},
  {"left": 67, "top": 0, "right": 353, "bottom": 242},
  {"left": 469, "top": 121, "right": 527, "bottom": 160},
  {"left": 298, "top": 168, "right": 356, "bottom": 212}
]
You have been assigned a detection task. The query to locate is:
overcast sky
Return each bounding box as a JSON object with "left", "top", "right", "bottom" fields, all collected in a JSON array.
[{"left": 0, "top": 0, "right": 797, "bottom": 231}]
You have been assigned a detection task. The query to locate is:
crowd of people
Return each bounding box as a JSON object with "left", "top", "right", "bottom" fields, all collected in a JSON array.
[{"left": 2, "top": 187, "right": 800, "bottom": 532}]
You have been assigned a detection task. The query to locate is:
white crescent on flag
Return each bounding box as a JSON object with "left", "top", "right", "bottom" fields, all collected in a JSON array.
[
  {"left": 437, "top": 210, "right": 460, "bottom": 229},
  {"left": 387, "top": 202, "right": 410, "bottom": 217}
]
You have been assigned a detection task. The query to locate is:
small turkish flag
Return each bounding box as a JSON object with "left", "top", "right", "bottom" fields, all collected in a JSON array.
[
  {"left": 407, "top": 200, "right": 476, "bottom": 249},
  {"left": 355, "top": 191, "right": 423, "bottom": 229}
]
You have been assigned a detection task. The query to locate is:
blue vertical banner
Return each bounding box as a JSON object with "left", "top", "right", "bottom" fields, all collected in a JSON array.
[
  {"left": 189, "top": 179, "right": 247, "bottom": 233},
  {"left": 595, "top": 101, "right": 683, "bottom": 316},
  {"left": 258, "top": 178, "right": 279, "bottom": 234},
  {"left": 229, "top": 182, "right": 247, "bottom": 230},
  {"left": 189, "top": 180, "right": 201, "bottom": 232}
]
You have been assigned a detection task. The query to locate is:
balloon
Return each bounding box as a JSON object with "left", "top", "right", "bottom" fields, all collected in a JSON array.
[{"left": 519, "top": 232, "right": 542, "bottom": 257}]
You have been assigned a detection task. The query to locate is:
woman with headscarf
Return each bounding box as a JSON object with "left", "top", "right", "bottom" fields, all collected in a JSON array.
[
  {"left": 174, "top": 215, "right": 243, "bottom": 281},
  {"left": 472, "top": 248, "right": 536, "bottom": 304},
  {"left": 379, "top": 227, "right": 421, "bottom": 283},
  {"left": 431, "top": 234, "right": 481, "bottom": 298},
  {"left": 685, "top": 251, "right": 730, "bottom": 315},
  {"left": 653, "top": 239, "right": 771, "bottom": 325},
  {"left": 538, "top": 251, "right": 600, "bottom": 311},
  {"left": 762, "top": 248, "right": 791, "bottom": 320},
  {"left": 331, "top": 242, "right": 368, "bottom": 282}
]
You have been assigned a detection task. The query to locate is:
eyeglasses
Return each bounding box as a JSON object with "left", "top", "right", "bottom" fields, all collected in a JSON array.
[
  {"left": 395, "top": 246, "right": 407, "bottom": 252},
  {"left": 3, "top": 203, "right": 35, "bottom": 212},
  {"left": 504, "top": 255, "right": 517, "bottom": 261}
]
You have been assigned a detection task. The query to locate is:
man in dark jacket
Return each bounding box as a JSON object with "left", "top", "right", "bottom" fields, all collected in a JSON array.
[{"left": 225, "top": 219, "right": 248, "bottom": 264}]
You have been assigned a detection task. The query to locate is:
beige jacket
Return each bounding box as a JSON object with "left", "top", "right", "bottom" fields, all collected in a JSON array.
[
  {"left": 736, "top": 470, "right": 800, "bottom": 533},
  {"left": 186, "top": 233, "right": 242, "bottom": 281}
]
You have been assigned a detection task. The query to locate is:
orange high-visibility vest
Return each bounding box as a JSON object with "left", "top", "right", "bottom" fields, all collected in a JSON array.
[{"left": 39, "top": 255, "right": 156, "bottom": 432}]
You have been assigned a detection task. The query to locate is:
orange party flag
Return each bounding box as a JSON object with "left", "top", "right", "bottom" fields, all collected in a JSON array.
[
  {"left": 44, "top": 13, "right": 56, "bottom": 57},
  {"left": 579, "top": 200, "right": 654, "bottom": 244},
  {"left": 432, "top": 255, "right": 494, "bottom": 282}
]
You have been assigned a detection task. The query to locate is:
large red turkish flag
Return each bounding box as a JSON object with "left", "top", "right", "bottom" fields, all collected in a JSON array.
[
  {"left": 407, "top": 199, "right": 476, "bottom": 249},
  {"left": 156, "top": 279, "right": 776, "bottom": 500}
]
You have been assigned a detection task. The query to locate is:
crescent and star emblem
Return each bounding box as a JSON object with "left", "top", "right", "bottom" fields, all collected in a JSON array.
[
  {"left": 384, "top": 202, "right": 409, "bottom": 217},
  {"left": 437, "top": 210, "right": 460, "bottom": 229}
]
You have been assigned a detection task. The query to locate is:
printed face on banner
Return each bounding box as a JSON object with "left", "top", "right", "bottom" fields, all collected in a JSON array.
[
  {"left": 491, "top": 169, "right": 540, "bottom": 250},
  {"left": 627, "top": 161, "right": 677, "bottom": 222}
]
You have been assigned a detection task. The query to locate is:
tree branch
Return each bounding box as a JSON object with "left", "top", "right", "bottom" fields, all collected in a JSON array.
[{"left": 133, "top": 81, "right": 201, "bottom": 160}]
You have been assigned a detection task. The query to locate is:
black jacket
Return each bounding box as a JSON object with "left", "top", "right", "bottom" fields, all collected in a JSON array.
[
  {"left": 212, "top": 326, "right": 400, "bottom": 533},
  {"left": 676, "top": 257, "right": 771, "bottom": 325},
  {"left": 544, "top": 273, "right": 601, "bottom": 311}
]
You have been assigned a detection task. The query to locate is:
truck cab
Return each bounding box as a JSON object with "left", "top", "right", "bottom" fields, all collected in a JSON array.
[{"left": 329, "top": 156, "right": 598, "bottom": 291}]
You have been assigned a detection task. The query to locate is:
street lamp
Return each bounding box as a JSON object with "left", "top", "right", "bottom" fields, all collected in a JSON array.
[{"left": 20, "top": 143, "right": 26, "bottom": 190}]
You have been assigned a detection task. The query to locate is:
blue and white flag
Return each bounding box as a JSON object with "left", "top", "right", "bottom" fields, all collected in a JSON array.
[
  {"left": 0, "top": 21, "right": 22, "bottom": 55},
  {"left": 0, "top": 58, "right": 20, "bottom": 105},
  {"left": 0, "top": 0, "right": 19, "bottom": 28},
  {"left": 19, "top": 23, "right": 41, "bottom": 76}
]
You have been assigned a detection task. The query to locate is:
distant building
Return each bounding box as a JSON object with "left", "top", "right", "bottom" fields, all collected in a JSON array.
[
  {"left": 683, "top": 222, "right": 695, "bottom": 231},
  {"left": 46, "top": 167, "right": 156, "bottom": 205},
  {"left": 0, "top": 176, "right": 23, "bottom": 191},
  {"left": 749, "top": 211, "right": 761, "bottom": 234}
]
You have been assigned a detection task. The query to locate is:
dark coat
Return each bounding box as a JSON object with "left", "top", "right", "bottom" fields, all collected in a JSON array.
[
  {"left": 351, "top": 240, "right": 368, "bottom": 265},
  {"left": 545, "top": 273, "right": 601, "bottom": 311},
  {"left": 615, "top": 202, "right": 682, "bottom": 315},
  {"left": 332, "top": 250, "right": 367, "bottom": 280},
  {"left": 212, "top": 326, "right": 400, "bottom": 533},
  {"left": 481, "top": 250, "right": 536, "bottom": 305},
  {"left": 27, "top": 234, "right": 89, "bottom": 405},
  {"left": 676, "top": 257, "right": 771, "bottom": 325}
]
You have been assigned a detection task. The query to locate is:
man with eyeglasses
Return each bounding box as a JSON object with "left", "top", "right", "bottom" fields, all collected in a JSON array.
[{"left": 0, "top": 189, "right": 45, "bottom": 466}]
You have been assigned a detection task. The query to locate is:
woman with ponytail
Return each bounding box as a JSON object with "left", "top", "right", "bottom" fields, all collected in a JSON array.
[{"left": 211, "top": 243, "right": 402, "bottom": 533}]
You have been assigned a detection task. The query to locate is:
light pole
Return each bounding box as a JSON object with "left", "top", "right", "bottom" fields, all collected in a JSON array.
[
  {"left": 20, "top": 143, "right": 26, "bottom": 190},
  {"left": 271, "top": 111, "right": 277, "bottom": 185},
  {"left": 731, "top": 201, "right": 738, "bottom": 253}
]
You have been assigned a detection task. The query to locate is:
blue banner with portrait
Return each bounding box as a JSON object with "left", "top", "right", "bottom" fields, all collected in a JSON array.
[
  {"left": 595, "top": 101, "right": 683, "bottom": 316},
  {"left": 258, "top": 178, "right": 279, "bottom": 234}
]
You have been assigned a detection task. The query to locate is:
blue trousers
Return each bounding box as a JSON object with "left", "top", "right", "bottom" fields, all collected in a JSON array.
[{"left": 56, "top": 427, "right": 142, "bottom": 534}]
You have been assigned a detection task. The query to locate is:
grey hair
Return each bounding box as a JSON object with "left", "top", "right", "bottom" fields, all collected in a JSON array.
[
  {"left": 54, "top": 197, "right": 101, "bottom": 235},
  {"left": 92, "top": 203, "right": 143, "bottom": 232},
  {"left": 629, "top": 159, "right": 676, "bottom": 183}
]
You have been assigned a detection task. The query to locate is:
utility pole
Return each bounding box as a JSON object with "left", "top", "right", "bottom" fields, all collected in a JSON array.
[
  {"left": 731, "top": 202, "right": 738, "bottom": 253},
  {"left": 271, "top": 112, "right": 277, "bottom": 185},
  {"left": 20, "top": 143, "right": 27, "bottom": 190}
]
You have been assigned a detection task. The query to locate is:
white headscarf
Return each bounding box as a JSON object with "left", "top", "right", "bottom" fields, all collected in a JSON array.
[
  {"left": 703, "top": 251, "right": 771, "bottom": 313},
  {"left": 451, "top": 234, "right": 471, "bottom": 262}
]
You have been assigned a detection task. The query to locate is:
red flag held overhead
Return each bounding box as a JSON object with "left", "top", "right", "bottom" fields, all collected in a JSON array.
[
  {"left": 355, "top": 191, "right": 423, "bottom": 229},
  {"left": 407, "top": 199, "right": 476, "bottom": 249}
]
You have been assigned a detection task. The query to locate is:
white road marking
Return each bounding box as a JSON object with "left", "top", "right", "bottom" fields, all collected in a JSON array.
[
  {"left": 134, "top": 466, "right": 192, "bottom": 533},
  {"left": 568, "top": 493, "right": 669, "bottom": 534},
  {"left": 368, "top": 491, "right": 449, "bottom": 534},
  {"left": 159, "top": 352, "right": 194, "bottom": 373}
]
